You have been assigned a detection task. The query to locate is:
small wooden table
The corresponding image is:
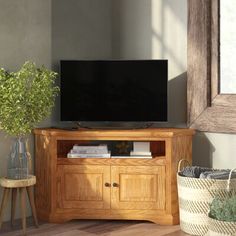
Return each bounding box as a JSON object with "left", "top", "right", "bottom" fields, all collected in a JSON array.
[{"left": 0, "top": 175, "right": 38, "bottom": 235}]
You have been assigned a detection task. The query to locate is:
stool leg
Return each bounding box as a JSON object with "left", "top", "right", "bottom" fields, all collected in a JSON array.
[
  {"left": 20, "top": 187, "right": 26, "bottom": 235},
  {"left": 26, "top": 186, "right": 39, "bottom": 227},
  {"left": 0, "top": 188, "right": 10, "bottom": 229},
  {"left": 11, "top": 188, "right": 17, "bottom": 227}
]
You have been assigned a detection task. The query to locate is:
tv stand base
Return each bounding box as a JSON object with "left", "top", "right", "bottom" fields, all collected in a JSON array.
[
  {"left": 34, "top": 128, "right": 195, "bottom": 225},
  {"left": 38, "top": 209, "right": 179, "bottom": 225}
]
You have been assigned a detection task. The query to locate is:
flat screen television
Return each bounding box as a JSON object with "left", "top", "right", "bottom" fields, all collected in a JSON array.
[{"left": 60, "top": 60, "right": 167, "bottom": 122}]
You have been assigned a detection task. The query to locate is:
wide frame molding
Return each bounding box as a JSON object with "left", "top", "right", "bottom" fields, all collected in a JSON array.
[{"left": 188, "top": 0, "right": 236, "bottom": 133}]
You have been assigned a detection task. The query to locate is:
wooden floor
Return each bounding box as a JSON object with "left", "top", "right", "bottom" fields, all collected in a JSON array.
[{"left": 0, "top": 219, "right": 190, "bottom": 236}]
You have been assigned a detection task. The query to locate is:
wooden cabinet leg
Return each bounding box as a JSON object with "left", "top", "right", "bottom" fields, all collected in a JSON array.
[
  {"left": 0, "top": 188, "right": 10, "bottom": 229},
  {"left": 26, "top": 186, "right": 39, "bottom": 227},
  {"left": 11, "top": 188, "right": 17, "bottom": 227},
  {"left": 20, "top": 187, "right": 26, "bottom": 235}
]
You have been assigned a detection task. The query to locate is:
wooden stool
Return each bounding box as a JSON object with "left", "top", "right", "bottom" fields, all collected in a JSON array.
[{"left": 0, "top": 175, "right": 38, "bottom": 235}]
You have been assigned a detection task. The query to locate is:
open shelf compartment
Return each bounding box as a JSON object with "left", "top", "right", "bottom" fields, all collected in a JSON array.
[{"left": 57, "top": 140, "right": 166, "bottom": 159}]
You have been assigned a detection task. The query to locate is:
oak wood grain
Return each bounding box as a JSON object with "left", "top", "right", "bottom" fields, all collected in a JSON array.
[
  {"left": 57, "top": 157, "right": 166, "bottom": 166},
  {"left": 111, "top": 166, "right": 166, "bottom": 210},
  {"left": 57, "top": 165, "right": 110, "bottom": 210},
  {"left": 34, "top": 128, "right": 195, "bottom": 139},
  {"left": 34, "top": 128, "right": 194, "bottom": 225}
]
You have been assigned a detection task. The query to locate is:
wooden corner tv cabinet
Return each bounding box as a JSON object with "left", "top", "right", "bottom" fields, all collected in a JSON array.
[{"left": 34, "top": 128, "right": 195, "bottom": 225}]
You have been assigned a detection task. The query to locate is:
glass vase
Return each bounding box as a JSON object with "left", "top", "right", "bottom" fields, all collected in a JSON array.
[{"left": 7, "top": 137, "right": 31, "bottom": 180}]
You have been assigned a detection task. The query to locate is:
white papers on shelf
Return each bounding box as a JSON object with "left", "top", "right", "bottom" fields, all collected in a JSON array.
[
  {"left": 67, "top": 144, "right": 153, "bottom": 158},
  {"left": 130, "top": 151, "right": 152, "bottom": 156},
  {"left": 67, "top": 151, "right": 111, "bottom": 158},
  {"left": 133, "top": 142, "right": 150, "bottom": 153},
  {"left": 72, "top": 144, "right": 108, "bottom": 154},
  {"left": 67, "top": 144, "right": 110, "bottom": 158},
  {"left": 70, "top": 149, "right": 108, "bottom": 154},
  {"left": 111, "top": 156, "right": 152, "bottom": 159}
]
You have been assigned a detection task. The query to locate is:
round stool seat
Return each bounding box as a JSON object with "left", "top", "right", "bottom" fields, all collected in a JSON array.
[
  {"left": 0, "top": 175, "right": 36, "bottom": 188},
  {"left": 0, "top": 175, "right": 38, "bottom": 235}
]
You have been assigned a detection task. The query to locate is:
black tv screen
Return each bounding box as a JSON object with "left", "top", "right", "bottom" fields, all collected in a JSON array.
[{"left": 60, "top": 60, "right": 167, "bottom": 122}]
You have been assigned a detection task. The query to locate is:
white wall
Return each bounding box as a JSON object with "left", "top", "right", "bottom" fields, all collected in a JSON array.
[
  {"left": 52, "top": 0, "right": 112, "bottom": 64},
  {"left": 112, "top": 0, "right": 152, "bottom": 59},
  {"left": 112, "top": 0, "right": 187, "bottom": 125},
  {"left": 205, "top": 133, "right": 236, "bottom": 168},
  {"left": 0, "top": 0, "right": 52, "bottom": 221},
  {"left": 0, "top": 0, "right": 112, "bottom": 222},
  {"left": 51, "top": 0, "right": 112, "bottom": 125}
]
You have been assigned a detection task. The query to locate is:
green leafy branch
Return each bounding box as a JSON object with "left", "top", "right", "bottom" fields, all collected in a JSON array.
[{"left": 0, "top": 61, "right": 59, "bottom": 136}]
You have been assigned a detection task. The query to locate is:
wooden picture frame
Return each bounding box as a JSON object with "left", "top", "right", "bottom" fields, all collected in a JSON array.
[{"left": 188, "top": 0, "right": 236, "bottom": 133}]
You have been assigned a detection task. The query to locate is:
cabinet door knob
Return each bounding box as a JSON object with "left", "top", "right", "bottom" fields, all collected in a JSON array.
[
  {"left": 104, "top": 182, "right": 111, "bottom": 187},
  {"left": 113, "top": 183, "right": 119, "bottom": 187}
]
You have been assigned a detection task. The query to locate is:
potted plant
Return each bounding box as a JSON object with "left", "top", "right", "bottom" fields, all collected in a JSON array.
[
  {"left": 0, "top": 61, "right": 59, "bottom": 179},
  {"left": 208, "top": 195, "right": 236, "bottom": 235}
]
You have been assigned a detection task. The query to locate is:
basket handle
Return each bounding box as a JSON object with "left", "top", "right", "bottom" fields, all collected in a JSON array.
[
  {"left": 227, "top": 168, "right": 236, "bottom": 192},
  {"left": 177, "top": 159, "right": 191, "bottom": 172}
]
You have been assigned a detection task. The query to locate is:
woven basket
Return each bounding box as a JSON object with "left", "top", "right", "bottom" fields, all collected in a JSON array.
[
  {"left": 208, "top": 216, "right": 236, "bottom": 236},
  {"left": 207, "top": 168, "right": 236, "bottom": 236},
  {"left": 177, "top": 160, "right": 236, "bottom": 236}
]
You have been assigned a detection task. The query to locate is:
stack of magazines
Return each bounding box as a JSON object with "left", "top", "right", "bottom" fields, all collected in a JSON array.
[
  {"left": 67, "top": 144, "right": 111, "bottom": 158},
  {"left": 130, "top": 151, "right": 152, "bottom": 158}
]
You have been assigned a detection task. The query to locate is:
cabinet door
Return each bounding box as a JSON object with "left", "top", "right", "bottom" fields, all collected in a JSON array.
[
  {"left": 57, "top": 165, "right": 110, "bottom": 209},
  {"left": 111, "top": 166, "right": 166, "bottom": 210}
]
